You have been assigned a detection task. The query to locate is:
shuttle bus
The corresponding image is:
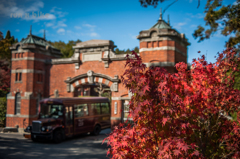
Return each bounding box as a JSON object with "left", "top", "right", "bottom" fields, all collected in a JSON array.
[{"left": 24, "top": 97, "right": 111, "bottom": 143}]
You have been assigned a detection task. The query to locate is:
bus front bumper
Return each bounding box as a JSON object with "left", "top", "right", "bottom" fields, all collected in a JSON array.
[
  {"left": 23, "top": 133, "right": 31, "bottom": 139},
  {"left": 31, "top": 133, "right": 52, "bottom": 140}
]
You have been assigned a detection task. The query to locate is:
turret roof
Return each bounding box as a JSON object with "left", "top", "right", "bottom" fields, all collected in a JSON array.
[
  {"left": 150, "top": 19, "right": 171, "bottom": 30},
  {"left": 20, "top": 25, "right": 56, "bottom": 49},
  {"left": 20, "top": 34, "right": 56, "bottom": 48}
]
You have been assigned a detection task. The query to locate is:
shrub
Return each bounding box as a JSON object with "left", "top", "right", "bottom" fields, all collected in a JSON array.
[
  {"left": 0, "top": 97, "right": 7, "bottom": 127},
  {"left": 103, "top": 48, "right": 240, "bottom": 158}
]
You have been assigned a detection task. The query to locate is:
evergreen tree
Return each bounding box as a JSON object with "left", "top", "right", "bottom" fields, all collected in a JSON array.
[
  {"left": 5, "top": 30, "right": 10, "bottom": 39},
  {"left": 126, "top": 48, "right": 131, "bottom": 53},
  {"left": 134, "top": 46, "right": 139, "bottom": 53},
  {"left": 115, "top": 48, "right": 120, "bottom": 54},
  {"left": 48, "top": 39, "right": 82, "bottom": 58},
  {"left": 0, "top": 31, "right": 3, "bottom": 40}
]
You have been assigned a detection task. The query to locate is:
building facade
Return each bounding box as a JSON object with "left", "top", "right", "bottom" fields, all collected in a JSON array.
[{"left": 6, "top": 13, "right": 190, "bottom": 131}]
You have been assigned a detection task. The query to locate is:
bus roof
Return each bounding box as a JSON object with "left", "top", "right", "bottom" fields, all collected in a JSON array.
[{"left": 39, "top": 97, "right": 110, "bottom": 105}]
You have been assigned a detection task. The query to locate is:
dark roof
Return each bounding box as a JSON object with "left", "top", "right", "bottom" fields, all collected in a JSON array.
[
  {"left": 150, "top": 19, "right": 171, "bottom": 30},
  {"left": 20, "top": 34, "right": 56, "bottom": 48},
  {"left": 40, "top": 97, "right": 109, "bottom": 104}
]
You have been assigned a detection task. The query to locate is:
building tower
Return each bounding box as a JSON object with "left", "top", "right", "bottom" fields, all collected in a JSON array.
[
  {"left": 6, "top": 26, "right": 62, "bottom": 131},
  {"left": 137, "top": 9, "right": 190, "bottom": 73}
]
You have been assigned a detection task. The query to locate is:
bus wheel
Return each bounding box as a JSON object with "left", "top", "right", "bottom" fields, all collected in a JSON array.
[
  {"left": 91, "top": 125, "right": 101, "bottom": 136},
  {"left": 53, "top": 130, "right": 62, "bottom": 143}
]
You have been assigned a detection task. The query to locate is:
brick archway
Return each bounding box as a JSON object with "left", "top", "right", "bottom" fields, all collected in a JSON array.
[
  {"left": 64, "top": 70, "right": 120, "bottom": 93},
  {"left": 73, "top": 83, "right": 111, "bottom": 97}
]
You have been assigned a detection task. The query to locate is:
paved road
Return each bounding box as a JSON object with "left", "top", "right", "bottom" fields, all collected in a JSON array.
[{"left": 0, "top": 129, "right": 111, "bottom": 159}]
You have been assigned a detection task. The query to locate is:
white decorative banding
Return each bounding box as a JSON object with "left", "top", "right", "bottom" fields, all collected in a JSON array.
[
  {"left": 12, "top": 57, "right": 45, "bottom": 62},
  {"left": 110, "top": 117, "right": 121, "bottom": 120},
  {"left": 111, "top": 97, "right": 131, "bottom": 100},
  {"left": 6, "top": 114, "right": 38, "bottom": 118},
  {"left": 81, "top": 78, "right": 85, "bottom": 84},
  {"left": 98, "top": 78, "right": 103, "bottom": 83},
  {"left": 140, "top": 46, "right": 185, "bottom": 56},
  {"left": 75, "top": 80, "right": 79, "bottom": 86},
  {"left": 105, "top": 79, "right": 110, "bottom": 85},
  {"left": 11, "top": 69, "right": 45, "bottom": 74},
  {"left": 143, "top": 62, "right": 175, "bottom": 67}
]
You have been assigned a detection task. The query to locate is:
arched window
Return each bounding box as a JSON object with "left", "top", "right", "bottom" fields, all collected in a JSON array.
[
  {"left": 15, "top": 93, "right": 21, "bottom": 114},
  {"left": 36, "top": 93, "right": 41, "bottom": 114}
]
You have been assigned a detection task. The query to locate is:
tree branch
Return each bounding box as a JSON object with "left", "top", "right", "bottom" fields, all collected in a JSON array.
[{"left": 162, "top": 0, "right": 178, "bottom": 16}]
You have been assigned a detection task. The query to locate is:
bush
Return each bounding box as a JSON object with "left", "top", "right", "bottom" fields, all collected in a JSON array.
[
  {"left": 103, "top": 48, "right": 240, "bottom": 158},
  {"left": 0, "top": 97, "right": 6, "bottom": 127}
]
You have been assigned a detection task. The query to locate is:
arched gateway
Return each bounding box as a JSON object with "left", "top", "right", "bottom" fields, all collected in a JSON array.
[{"left": 6, "top": 11, "right": 190, "bottom": 132}]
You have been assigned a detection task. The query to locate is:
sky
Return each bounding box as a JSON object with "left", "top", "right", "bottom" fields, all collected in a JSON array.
[{"left": 0, "top": 0, "right": 237, "bottom": 64}]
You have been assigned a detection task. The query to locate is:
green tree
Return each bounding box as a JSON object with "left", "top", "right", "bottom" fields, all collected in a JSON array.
[
  {"left": 0, "top": 31, "right": 3, "bottom": 39},
  {"left": 134, "top": 46, "right": 139, "bottom": 53},
  {"left": 193, "top": 0, "right": 240, "bottom": 48},
  {"left": 5, "top": 30, "right": 11, "bottom": 39},
  {"left": 115, "top": 48, "right": 120, "bottom": 54},
  {"left": 0, "top": 97, "right": 7, "bottom": 127},
  {"left": 139, "top": 0, "right": 240, "bottom": 48},
  {"left": 0, "top": 31, "right": 12, "bottom": 63},
  {"left": 126, "top": 48, "right": 131, "bottom": 53},
  {"left": 48, "top": 39, "right": 82, "bottom": 58}
]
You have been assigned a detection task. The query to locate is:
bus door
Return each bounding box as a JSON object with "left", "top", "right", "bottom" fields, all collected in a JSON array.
[
  {"left": 100, "top": 103, "right": 111, "bottom": 128},
  {"left": 65, "top": 106, "right": 74, "bottom": 136},
  {"left": 74, "top": 104, "right": 92, "bottom": 134}
]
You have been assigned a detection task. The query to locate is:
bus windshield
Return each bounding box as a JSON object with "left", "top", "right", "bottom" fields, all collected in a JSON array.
[{"left": 40, "top": 104, "right": 64, "bottom": 119}]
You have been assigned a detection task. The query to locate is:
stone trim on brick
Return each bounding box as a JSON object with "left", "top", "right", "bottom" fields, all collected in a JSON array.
[
  {"left": 12, "top": 49, "right": 31, "bottom": 54},
  {"left": 139, "top": 37, "right": 187, "bottom": 48},
  {"left": 6, "top": 114, "right": 38, "bottom": 118},
  {"left": 82, "top": 52, "right": 102, "bottom": 62},
  {"left": 11, "top": 47, "right": 62, "bottom": 58},
  {"left": 7, "top": 92, "right": 33, "bottom": 100},
  {"left": 51, "top": 52, "right": 80, "bottom": 69},
  {"left": 143, "top": 62, "right": 175, "bottom": 67},
  {"left": 65, "top": 72, "right": 120, "bottom": 84},
  {"left": 139, "top": 46, "right": 186, "bottom": 56},
  {"left": 110, "top": 117, "right": 121, "bottom": 120},
  {"left": 137, "top": 29, "right": 190, "bottom": 46},
  {"left": 72, "top": 40, "right": 114, "bottom": 49},
  {"left": 12, "top": 57, "right": 45, "bottom": 62},
  {"left": 11, "top": 69, "right": 45, "bottom": 74},
  {"left": 65, "top": 71, "right": 120, "bottom": 93},
  {"left": 111, "top": 97, "right": 131, "bottom": 100}
]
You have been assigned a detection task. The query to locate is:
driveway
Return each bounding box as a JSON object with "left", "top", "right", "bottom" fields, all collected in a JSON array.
[{"left": 0, "top": 129, "right": 111, "bottom": 159}]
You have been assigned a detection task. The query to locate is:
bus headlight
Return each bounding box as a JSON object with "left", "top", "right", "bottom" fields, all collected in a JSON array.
[
  {"left": 41, "top": 126, "right": 52, "bottom": 132},
  {"left": 47, "top": 126, "right": 52, "bottom": 130}
]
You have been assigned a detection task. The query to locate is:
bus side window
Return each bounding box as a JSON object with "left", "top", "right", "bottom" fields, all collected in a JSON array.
[
  {"left": 74, "top": 104, "right": 88, "bottom": 117},
  {"left": 101, "top": 103, "right": 110, "bottom": 114},
  {"left": 91, "top": 103, "right": 101, "bottom": 115}
]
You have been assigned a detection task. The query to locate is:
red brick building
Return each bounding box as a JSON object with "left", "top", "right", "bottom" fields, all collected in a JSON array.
[{"left": 6, "top": 13, "right": 190, "bottom": 132}]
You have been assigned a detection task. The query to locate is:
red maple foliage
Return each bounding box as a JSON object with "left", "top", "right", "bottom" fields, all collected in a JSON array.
[
  {"left": 103, "top": 48, "right": 240, "bottom": 158},
  {"left": 0, "top": 60, "right": 11, "bottom": 95}
]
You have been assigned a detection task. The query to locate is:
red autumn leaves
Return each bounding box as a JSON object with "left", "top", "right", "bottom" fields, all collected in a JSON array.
[{"left": 104, "top": 48, "right": 240, "bottom": 158}]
